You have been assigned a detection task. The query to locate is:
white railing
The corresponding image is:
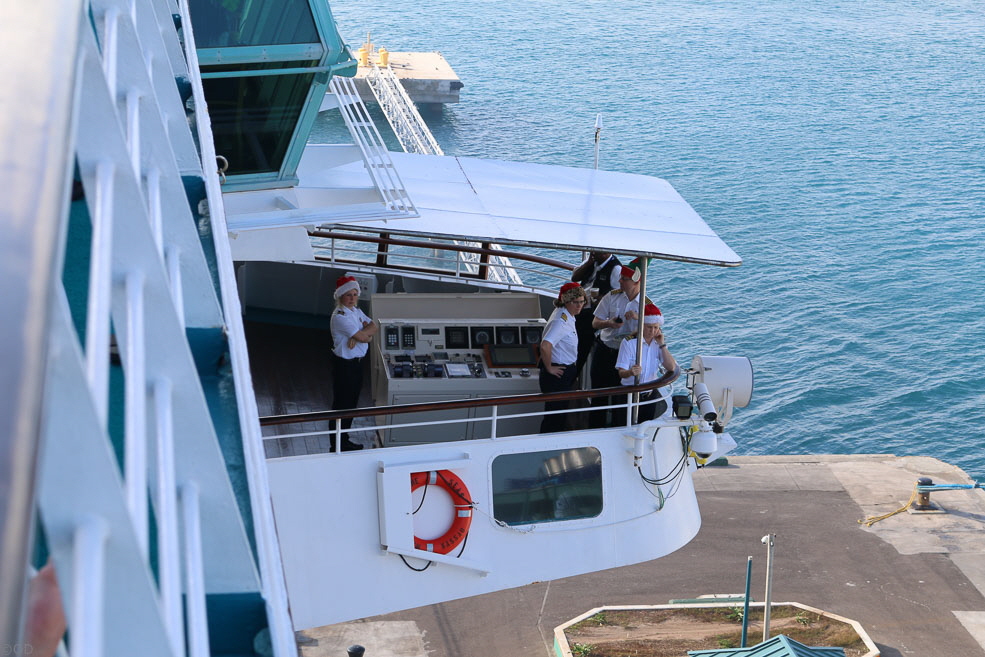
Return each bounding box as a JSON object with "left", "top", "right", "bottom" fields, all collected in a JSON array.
[
  {"left": 263, "top": 389, "right": 677, "bottom": 455},
  {"left": 365, "top": 63, "right": 443, "bottom": 156},
  {"left": 29, "top": 0, "right": 288, "bottom": 653},
  {"left": 329, "top": 75, "right": 418, "bottom": 216}
]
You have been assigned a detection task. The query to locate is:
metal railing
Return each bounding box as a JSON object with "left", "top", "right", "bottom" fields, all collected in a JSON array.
[
  {"left": 365, "top": 63, "right": 443, "bottom": 156},
  {"left": 8, "top": 0, "right": 297, "bottom": 652},
  {"left": 261, "top": 368, "right": 681, "bottom": 454},
  {"left": 329, "top": 75, "right": 418, "bottom": 216},
  {"left": 311, "top": 229, "right": 575, "bottom": 291}
]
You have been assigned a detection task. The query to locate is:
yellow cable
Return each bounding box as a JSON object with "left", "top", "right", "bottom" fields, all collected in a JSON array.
[{"left": 858, "top": 485, "right": 918, "bottom": 527}]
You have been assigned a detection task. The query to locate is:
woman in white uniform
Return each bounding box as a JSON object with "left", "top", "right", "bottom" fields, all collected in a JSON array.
[
  {"left": 614, "top": 303, "right": 677, "bottom": 424},
  {"left": 330, "top": 276, "right": 378, "bottom": 451},
  {"left": 539, "top": 282, "right": 586, "bottom": 433}
]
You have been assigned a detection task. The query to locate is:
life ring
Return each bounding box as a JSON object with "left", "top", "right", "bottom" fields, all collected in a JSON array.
[{"left": 410, "top": 470, "right": 473, "bottom": 555}]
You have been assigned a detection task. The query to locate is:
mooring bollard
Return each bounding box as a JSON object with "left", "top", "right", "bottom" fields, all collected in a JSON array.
[
  {"left": 913, "top": 477, "right": 934, "bottom": 510},
  {"left": 347, "top": 645, "right": 365, "bottom": 657}
]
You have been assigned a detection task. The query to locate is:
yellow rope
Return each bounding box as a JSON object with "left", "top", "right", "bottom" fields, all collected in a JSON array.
[{"left": 858, "top": 485, "right": 918, "bottom": 527}]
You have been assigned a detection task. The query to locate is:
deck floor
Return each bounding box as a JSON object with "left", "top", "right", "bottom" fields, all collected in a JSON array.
[{"left": 246, "top": 321, "right": 377, "bottom": 458}]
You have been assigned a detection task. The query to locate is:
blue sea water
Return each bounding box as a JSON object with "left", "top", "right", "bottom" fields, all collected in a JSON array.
[{"left": 319, "top": 0, "right": 985, "bottom": 479}]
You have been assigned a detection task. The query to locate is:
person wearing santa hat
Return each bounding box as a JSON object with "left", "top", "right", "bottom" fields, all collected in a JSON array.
[
  {"left": 588, "top": 257, "right": 649, "bottom": 428},
  {"left": 614, "top": 303, "right": 676, "bottom": 424},
  {"left": 538, "top": 282, "right": 587, "bottom": 433},
  {"left": 570, "top": 251, "right": 621, "bottom": 377},
  {"left": 330, "top": 275, "right": 378, "bottom": 451}
]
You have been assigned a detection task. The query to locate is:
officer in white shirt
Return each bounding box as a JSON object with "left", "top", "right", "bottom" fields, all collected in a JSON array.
[
  {"left": 589, "top": 258, "right": 647, "bottom": 427},
  {"left": 539, "top": 283, "right": 587, "bottom": 433},
  {"left": 615, "top": 303, "right": 676, "bottom": 424},
  {"left": 330, "top": 276, "right": 378, "bottom": 451},
  {"left": 570, "top": 251, "right": 621, "bottom": 376}
]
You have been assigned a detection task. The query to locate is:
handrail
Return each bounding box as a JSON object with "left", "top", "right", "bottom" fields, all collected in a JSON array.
[
  {"left": 311, "top": 229, "right": 576, "bottom": 274},
  {"left": 1, "top": 0, "right": 83, "bottom": 642},
  {"left": 260, "top": 366, "right": 679, "bottom": 426}
]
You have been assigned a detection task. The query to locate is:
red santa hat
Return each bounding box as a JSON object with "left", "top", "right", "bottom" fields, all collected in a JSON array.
[
  {"left": 557, "top": 282, "right": 584, "bottom": 304},
  {"left": 620, "top": 258, "right": 644, "bottom": 283},
  {"left": 643, "top": 303, "right": 664, "bottom": 326},
  {"left": 334, "top": 275, "right": 360, "bottom": 299}
]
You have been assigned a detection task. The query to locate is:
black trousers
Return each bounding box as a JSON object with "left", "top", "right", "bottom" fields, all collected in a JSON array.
[
  {"left": 539, "top": 362, "right": 578, "bottom": 433},
  {"left": 332, "top": 353, "right": 363, "bottom": 448},
  {"left": 588, "top": 342, "right": 620, "bottom": 428},
  {"left": 574, "top": 307, "right": 596, "bottom": 377}
]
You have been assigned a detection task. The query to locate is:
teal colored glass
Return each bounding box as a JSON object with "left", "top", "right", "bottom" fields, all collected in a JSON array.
[
  {"left": 189, "top": 0, "right": 319, "bottom": 48},
  {"left": 203, "top": 67, "right": 316, "bottom": 176}
]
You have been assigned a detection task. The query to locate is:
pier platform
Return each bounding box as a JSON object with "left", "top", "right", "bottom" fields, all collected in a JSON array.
[
  {"left": 302, "top": 455, "right": 985, "bottom": 657},
  {"left": 352, "top": 51, "right": 463, "bottom": 107}
]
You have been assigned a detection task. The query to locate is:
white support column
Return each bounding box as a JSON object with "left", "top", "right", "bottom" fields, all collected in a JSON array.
[
  {"left": 124, "top": 270, "right": 148, "bottom": 557},
  {"left": 71, "top": 517, "right": 109, "bottom": 657},
  {"left": 154, "top": 377, "right": 185, "bottom": 657},
  {"left": 181, "top": 482, "right": 210, "bottom": 657},
  {"left": 86, "top": 160, "right": 116, "bottom": 429}
]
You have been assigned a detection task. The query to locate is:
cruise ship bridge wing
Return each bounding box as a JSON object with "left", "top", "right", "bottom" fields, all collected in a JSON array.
[{"left": 318, "top": 150, "right": 741, "bottom": 266}]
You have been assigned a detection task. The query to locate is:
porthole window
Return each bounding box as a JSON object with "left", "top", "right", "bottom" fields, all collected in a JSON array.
[{"left": 492, "top": 447, "right": 602, "bottom": 526}]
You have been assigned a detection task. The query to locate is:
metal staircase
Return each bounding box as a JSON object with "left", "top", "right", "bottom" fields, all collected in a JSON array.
[{"left": 365, "top": 63, "right": 444, "bottom": 156}]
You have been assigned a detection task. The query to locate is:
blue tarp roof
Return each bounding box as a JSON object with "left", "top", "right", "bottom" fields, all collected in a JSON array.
[{"left": 688, "top": 634, "right": 848, "bottom": 657}]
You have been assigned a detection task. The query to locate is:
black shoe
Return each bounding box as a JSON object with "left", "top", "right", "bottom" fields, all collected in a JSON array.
[{"left": 341, "top": 440, "right": 363, "bottom": 452}]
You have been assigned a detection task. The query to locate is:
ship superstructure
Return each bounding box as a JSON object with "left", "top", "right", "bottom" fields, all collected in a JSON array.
[{"left": 2, "top": 0, "right": 751, "bottom": 653}]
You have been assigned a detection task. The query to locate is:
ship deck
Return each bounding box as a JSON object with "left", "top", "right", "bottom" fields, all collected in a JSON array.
[{"left": 298, "top": 454, "right": 985, "bottom": 657}]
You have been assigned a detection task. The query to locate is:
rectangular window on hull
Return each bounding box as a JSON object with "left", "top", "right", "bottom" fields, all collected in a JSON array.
[{"left": 492, "top": 447, "right": 602, "bottom": 526}]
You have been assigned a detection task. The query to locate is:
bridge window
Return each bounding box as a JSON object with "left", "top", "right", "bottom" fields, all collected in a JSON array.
[
  {"left": 492, "top": 448, "right": 602, "bottom": 526},
  {"left": 189, "top": 0, "right": 319, "bottom": 48}
]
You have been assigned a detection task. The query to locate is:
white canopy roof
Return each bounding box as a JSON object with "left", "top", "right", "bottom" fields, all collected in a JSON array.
[
  {"left": 350, "top": 152, "right": 741, "bottom": 266},
  {"left": 228, "top": 147, "right": 741, "bottom": 266}
]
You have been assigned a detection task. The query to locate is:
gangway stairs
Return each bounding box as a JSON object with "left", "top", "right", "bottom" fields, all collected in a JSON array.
[
  {"left": 328, "top": 75, "right": 418, "bottom": 216},
  {"left": 365, "top": 63, "right": 444, "bottom": 156},
  {"left": 327, "top": 71, "right": 521, "bottom": 286}
]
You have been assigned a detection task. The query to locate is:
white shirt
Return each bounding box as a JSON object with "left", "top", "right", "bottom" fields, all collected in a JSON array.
[
  {"left": 541, "top": 307, "right": 579, "bottom": 365},
  {"left": 616, "top": 337, "right": 671, "bottom": 404},
  {"left": 331, "top": 305, "right": 371, "bottom": 359},
  {"left": 593, "top": 290, "right": 642, "bottom": 349}
]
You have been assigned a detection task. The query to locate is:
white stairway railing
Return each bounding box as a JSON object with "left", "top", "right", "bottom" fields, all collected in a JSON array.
[
  {"left": 365, "top": 63, "right": 444, "bottom": 156},
  {"left": 14, "top": 0, "right": 296, "bottom": 654},
  {"left": 329, "top": 74, "right": 418, "bottom": 216}
]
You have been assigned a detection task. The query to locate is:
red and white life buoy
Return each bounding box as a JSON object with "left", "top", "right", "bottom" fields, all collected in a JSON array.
[{"left": 410, "top": 470, "right": 473, "bottom": 555}]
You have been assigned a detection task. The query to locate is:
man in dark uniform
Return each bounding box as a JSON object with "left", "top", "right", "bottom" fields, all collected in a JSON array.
[{"left": 570, "top": 251, "right": 621, "bottom": 378}]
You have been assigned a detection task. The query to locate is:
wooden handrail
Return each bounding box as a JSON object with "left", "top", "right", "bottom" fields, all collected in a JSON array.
[
  {"left": 310, "top": 229, "right": 576, "bottom": 274},
  {"left": 260, "top": 366, "right": 680, "bottom": 426}
]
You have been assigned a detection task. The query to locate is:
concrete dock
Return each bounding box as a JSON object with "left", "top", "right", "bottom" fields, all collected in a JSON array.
[
  {"left": 352, "top": 51, "right": 463, "bottom": 107},
  {"left": 300, "top": 455, "right": 985, "bottom": 657}
]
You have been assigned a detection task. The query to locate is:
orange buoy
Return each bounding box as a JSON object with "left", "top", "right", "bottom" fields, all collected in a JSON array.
[{"left": 410, "top": 470, "right": 473, "bottom": 555}]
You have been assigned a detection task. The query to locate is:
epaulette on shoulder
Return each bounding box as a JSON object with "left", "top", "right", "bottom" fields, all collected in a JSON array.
[{"left": 608, "top": 289, "right": 622, "bottom": 297}]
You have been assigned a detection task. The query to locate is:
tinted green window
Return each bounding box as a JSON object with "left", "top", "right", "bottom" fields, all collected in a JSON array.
[
  {"left": 189, "top": 0, "right": 320, "bottom": 48},
  {"left": 492, "top": 448, "right": 603, "bottom": 526},
  {"left": 203, "top": 69, "right": 315, "bottom": 176}
]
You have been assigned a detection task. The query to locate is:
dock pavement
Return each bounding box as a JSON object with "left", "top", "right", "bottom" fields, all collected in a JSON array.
[{"left": 300, "top": 455, "right": 985, "bottom": 657}]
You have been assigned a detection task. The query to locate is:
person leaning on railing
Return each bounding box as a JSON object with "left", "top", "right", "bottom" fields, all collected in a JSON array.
[
  {"left": 614, "top": 303, "right": 677, "bottom": 425},
  {"left": 330, "top": 275, "right": 378, "bottom": 451},
  {"left": 538, "top": 283, "right": 587, "bottom": 433}
]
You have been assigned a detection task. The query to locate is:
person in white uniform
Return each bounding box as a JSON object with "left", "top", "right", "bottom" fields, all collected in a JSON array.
[
  {"left": 538, "top": 282, "right": 586, "bottom": 433},
  {"left": 330, "top": 275, "right": 378, "bottom": 451},
  {"left": 614, "top": 303, "right": 677, "bottom": 425},
  {"left": 589, "top": 258, "right": 647, "bottom": 427}
]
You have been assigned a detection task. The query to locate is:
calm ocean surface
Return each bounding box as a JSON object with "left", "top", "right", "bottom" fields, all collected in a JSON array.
[{"left": 316, "top": 1, "right": 985, "bottom": 479}]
